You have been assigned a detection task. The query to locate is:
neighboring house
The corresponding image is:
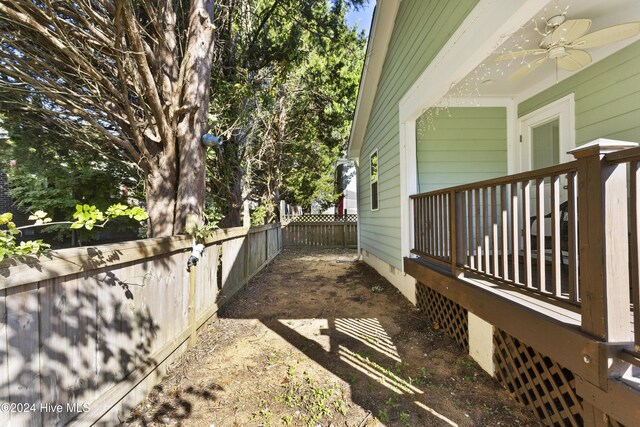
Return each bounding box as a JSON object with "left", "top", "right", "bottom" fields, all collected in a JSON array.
[
  {"left": 311, "top": 160, "right": 358, "bottom": 216},
  {"left": 349, "top": 0, "right": 640, "bottom": 425},
  {"left": 335, "top": 161, "right": 357, "bottom": 216}
]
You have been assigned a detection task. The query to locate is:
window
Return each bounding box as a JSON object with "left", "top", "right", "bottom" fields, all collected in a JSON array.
[{"left": 370, "top": 150, "right": 379, "bottom": 210}]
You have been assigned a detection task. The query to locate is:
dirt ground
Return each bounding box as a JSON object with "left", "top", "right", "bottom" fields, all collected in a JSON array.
[{"left": 126, "top": 247, "right": 542, "bottom": 427}]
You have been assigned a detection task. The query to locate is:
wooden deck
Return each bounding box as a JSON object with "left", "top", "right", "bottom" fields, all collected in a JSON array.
[{"left": 408, "top": 140, "right": 640, "bottom": 426}]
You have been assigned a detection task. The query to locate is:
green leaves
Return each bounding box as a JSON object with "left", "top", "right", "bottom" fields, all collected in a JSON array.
[
  {"left": 28, "top": 210, "right": 52, "bottom": 226},
  {"left": 71, "top": 203, "right": 148, "bottom": 230},
  {"left": 0, "top": 203, "right": 148, "bottom": 262},
  {"left": 72, "top": 204, "right": 105, "bottom": 230}
]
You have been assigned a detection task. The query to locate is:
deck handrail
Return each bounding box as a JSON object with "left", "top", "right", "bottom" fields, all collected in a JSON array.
[{"left": 410, "top": 161, "right": 578, "bottom": 198}]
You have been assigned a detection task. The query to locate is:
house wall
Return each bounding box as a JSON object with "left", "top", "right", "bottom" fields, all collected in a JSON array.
[
  {"left": 416, "top": 107, "right": 508, "bottom": 193},
  {"left": 518, "top": 40, "right": 640, "bottom": 145},
  {"left": 358, "top": 0, "right": 480, "bottom": 270}
]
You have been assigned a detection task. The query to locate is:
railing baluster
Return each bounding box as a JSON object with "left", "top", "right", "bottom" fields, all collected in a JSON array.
[
  {"left": 455, "top": 191, "right": 466, "bottom": 275},
  {"left": 631, "top": 161, "right": 640, "bottom": 352},
  {"left": 536, "top": 178, "right": 545, "bottom": 293},
  {"left": 551, "top": 175, "right": 561, "bottom": 297},
  {"left": 475, "top": 188, "right": 483, "bottom": 273},
  {"left": 492, "top": 185, "right": 499, "bottom": 278},
  {"left": 468, "top": 191, "right": 475, "bottom": 269},
  {"left": 445, "top": 193, "right": 450, "bottom": 259},
  {"left": 567, "top": 172, "right": 578, "bottom": 302},
  {"left": 438, "top": 194, "right": 442, "bottom": 258},
  {"left": 511, "top": 182, "right": 520, "bottom": 284},
  {"left": 416, "top": 197, "right": 422, "bottom": 254},
  {"left": 429, "top": 195, "right": 434, "bottom": 256},
  {"left": 501, "top": 184, "right": 509, "bottom": 281},
  {"left": 522, "top": 180, "right": 532, "bottom": 288},
  {"left": 483, "top": 187, "right": 491, "bottom": 274}
]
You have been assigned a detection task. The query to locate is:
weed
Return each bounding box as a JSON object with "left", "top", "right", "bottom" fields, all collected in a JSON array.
[
  {"left": 377, "top": 408, "right": 390, "bottom": 422},
  {"left": 384, "top": 396, "right": 399, "bottom": 408},
  {"left": 394, "top": 361, "right": 409, "bottom": 375},
  {"left": 399, "top": 411, "right": 411, "bottom": 425},
  {"left": 371, "top": 285, "right": 384, "bottom": 293},
  {"left": 362, "top": 334, "right": 378, "bottom": 344},
  {"left": 281, "top": 414, "right": 293, "bottom": 425},
  {"left": 458, "top": 358, "right": 477, "bottom": 367},
  {"left": 409, "top": 376, "right": 427, "bottom": 386},
  {"left": 347, "top": 372, "right": 358, "bottom": 383},
  {"left": 418, "top": 367, "right": 428, "bottom": 377},
  {"left": 333, "top": 399, "right": 348, "bottom": 416},
  {"left": 287, "top": 364, "right": 295, "bottom": 377}
]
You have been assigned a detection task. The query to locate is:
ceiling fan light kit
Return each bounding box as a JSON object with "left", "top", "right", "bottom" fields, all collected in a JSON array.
[{"left": 497, "top": 15, "right": 640, "bottom": 81}]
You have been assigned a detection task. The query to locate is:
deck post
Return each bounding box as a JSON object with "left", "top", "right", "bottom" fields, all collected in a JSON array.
[
  {"left": 569, "top": 139, "right": 635, "bottom": 386},
  {"left": 451, "top": 191, "right": 465, "bottom": 277}
]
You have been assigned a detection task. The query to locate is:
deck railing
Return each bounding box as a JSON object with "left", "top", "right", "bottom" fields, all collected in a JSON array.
[
  {"left": 412, "top": 162, "right": 579, "bottom": 306},
  {"left": 411, "top": 139, "right": 640, "bottom": 373}
]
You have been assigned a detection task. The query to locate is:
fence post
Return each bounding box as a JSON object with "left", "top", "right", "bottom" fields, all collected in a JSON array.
[
  {"left": 569, "top": 140, "right": 635, "bottom": 387},
  {"left": 280, "top": 200, "right": 286, "bottom": 224},
  {"left": 188, "top": 268, "right": 197, "bottom": 347}
]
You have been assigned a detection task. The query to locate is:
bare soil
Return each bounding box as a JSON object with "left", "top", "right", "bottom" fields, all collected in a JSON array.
[{"left": 126, "top": 247, "right": 542, "bottom": 427}]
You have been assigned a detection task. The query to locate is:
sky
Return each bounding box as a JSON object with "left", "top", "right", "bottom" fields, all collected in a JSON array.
[{"left": 344, "top": 1, "right": 376, "bottom": 37}]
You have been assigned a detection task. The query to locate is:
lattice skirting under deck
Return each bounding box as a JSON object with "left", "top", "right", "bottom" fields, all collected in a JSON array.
[
  {"left": 415, "top": 282, "right": 469, "bottom": 352},
  {"left": 494, "top": 328, "right": 583, "bottom": 427}
]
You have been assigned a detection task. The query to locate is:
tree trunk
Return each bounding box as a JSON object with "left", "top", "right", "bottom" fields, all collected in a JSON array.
[
  {"left": 174, "top": 0, "right": 217, "bottom": 234},
  {"left": 145, "top": 146, "right": 178, "bottom": 237}
]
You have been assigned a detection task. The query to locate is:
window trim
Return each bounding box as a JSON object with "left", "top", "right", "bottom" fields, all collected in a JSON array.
[{"left": 370, "top": 149, "right": 380, "bottom": 211}]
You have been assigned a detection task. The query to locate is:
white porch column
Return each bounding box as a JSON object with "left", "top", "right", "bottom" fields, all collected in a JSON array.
[{"left": 399, "top": 119, "right": 418, "bottom": 264}]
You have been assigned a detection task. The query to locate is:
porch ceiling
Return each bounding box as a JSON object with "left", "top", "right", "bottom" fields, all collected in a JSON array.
[{"left": 450, "top": 0, "right": 640, "bottom": 101}]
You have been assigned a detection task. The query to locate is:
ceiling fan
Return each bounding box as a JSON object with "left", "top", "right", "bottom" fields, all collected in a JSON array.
[{"left": 496, "top": 15, "right": 640, "bottom": 81}]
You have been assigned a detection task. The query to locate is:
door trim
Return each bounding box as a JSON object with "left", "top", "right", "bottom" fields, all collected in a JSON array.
[{"left": 518, "top": 93, "right": 575, "bottom": 173}]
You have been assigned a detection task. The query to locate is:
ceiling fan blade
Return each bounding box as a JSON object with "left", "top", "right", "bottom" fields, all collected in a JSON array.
[
  {"left": 557, "top": 49, "right": 592, "bottom": 71},
  {"left": 552, "top": 19, "right": 592, "bottom": 44},
  {"left": 508, "top": 56, "right": 548, "bottom": 81},
  {"left": 496, "top": 49, "right": 547, "bottom": 61},
  {"left": 569, "top": 22, "right": 640, "bottom": 49}
]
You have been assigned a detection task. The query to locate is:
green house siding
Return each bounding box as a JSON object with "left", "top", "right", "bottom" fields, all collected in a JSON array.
[
  {"left": 416, "top": 107, "right": 508, "bottom": 193},
  {"left": 359, "top": 0, "right": 480, "bottom": 269},
  {"left": 519, "top": 40, "right": 640, "bottom": 146}
]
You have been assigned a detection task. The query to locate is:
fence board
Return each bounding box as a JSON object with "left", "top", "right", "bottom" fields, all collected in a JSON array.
[
  {"left": 6, "top": 283, "right": 41, "bottom": 427},
  {"left": 283, "top": 221, "right": 357, "bottom": 248},
  {"left": 0, "top": 224, "right": 282, "bottom": 426},
  {"left": 0, "top": 289, "right": 7, "bottom": 427}
]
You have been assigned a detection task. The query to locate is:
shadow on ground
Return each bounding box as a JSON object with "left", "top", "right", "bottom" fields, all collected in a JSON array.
[{"left": 126, "top": 247, "right": 541, "bottom": 427}]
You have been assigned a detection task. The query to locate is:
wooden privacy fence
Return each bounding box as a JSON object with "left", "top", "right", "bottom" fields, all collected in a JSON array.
[
  {"left": 281, "top": 214, "right": 357, "bottom": 248},
  {"left": 0, "top": 223, "right": 282, "bottom": 426}
]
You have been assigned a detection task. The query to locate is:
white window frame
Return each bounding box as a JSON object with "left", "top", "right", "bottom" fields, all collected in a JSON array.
[{"left": 370, "top": 149, "right": 380, "bottom": 211}]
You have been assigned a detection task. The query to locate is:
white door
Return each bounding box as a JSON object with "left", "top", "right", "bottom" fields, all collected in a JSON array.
[{"left": 519, "top": 94, "right": 575, "bottom": 172}]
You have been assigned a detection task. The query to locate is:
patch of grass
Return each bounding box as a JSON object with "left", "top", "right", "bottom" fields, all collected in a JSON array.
[
  {"left": 377, "top": 408, "right": 390, "bottom": 423},
  {"left": 399, "top": 411, "right": 411, "bottom": 425},
  {"left": 458, "top": 357, "right": 477, "bottom": 367},
  {"left": 362, "top": 335, "right": 378, "bottom": 344},
  {"left": 384, "top": 396, "right": 399, "bottom": 408},
  {"left": 281, "top": 414, "right": 293, "bottom": 425},
  {"left": 393, "top": 361, "right": 409, "bottom": 375},
  {"left": 371, "top": 285, "right": 384, "bottom": 293}
]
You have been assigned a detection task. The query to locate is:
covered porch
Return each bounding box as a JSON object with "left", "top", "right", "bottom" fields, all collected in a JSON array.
[{"left": 397, "top": 0, "right": 640, "bottom": 425}]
